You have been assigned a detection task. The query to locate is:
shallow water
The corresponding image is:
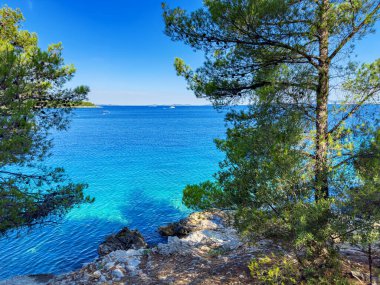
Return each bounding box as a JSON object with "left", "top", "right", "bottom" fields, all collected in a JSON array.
[
  {"left": 0, "top": 104, "right": 378, "bottom": 279},
  {"left": 0, "top": 106, "right": 226, "bottom": 279}
]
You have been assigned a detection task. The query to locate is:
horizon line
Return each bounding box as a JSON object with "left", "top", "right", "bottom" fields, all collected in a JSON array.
[
  {"left": 92, "top": 102, "right": 380, "bottom": 106},
  {"left": 93, "top": 104, "right": 215, "bottom": 106}
]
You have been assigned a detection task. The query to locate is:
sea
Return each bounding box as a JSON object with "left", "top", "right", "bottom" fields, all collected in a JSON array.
[
  {"left": 0, "top": 106, "right": 227, "bottom": 279},
  {"left": 0, "top": 104, "right": 378, "bottom": 280}
]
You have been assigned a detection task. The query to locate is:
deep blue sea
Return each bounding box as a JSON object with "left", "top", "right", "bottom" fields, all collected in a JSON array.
[{"left": 0, "top": 106, "right": 227, "bottom": 279}]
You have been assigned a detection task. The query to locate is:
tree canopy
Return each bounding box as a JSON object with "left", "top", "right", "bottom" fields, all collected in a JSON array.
[
  {"left": 0, "top": 6, "right": 93, "bottom": 236},
  {"left": 164, "top": 0, "right": 380, "bottom": 281},
  {"left": 164, "top": 0, "right": 380, "bottom": 197}
]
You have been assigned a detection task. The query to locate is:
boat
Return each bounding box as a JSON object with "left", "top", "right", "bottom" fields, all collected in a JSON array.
[{"left": 169, "top": 105, "right": 175, "bottom": 109}]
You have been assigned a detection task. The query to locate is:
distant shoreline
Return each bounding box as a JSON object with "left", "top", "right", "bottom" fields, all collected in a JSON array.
[
  {"left": 71, "top": 105, "right": 101, "bottom": 108},
  {"left": 98, "top": 104, "right": 214, "bottom": 107},
  {"left": 93, "top": 103, "right": 380, "bottom": 107}
]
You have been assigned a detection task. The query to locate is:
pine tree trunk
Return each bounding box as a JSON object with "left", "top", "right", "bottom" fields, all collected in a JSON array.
[
  {"left": 315, "top": 0, "right": 330, "bottom": 201},
  {"left": 368, "top": 244, "right": 373, "bottom": 285}
]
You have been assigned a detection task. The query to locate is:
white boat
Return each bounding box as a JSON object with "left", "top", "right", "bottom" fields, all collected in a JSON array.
[{"left": 169, "top": 105, "right": 175, "bottom": 109}]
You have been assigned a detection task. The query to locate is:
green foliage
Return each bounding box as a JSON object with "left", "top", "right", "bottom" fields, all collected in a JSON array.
[
  {"left": 70, "top": 101, "right": 97, "bottom": 107},
  {"left": 163, "top": 0, "right": 380, "bottom": 104},
  {"left": 349, "top": 129, "right": 380, "bottom": 245},
  {"left": 183, "top": 102, "right": 345, "bottom": 275},
  {"left": 183, "top": 181, "right": 225, "bottom": 210},
  {"left": 337, "top": 128, "right": 380, "bottom": 282},
  {"left": 249, "top": 253, "right": 349, "bottom": 285},
  {"left": 166, "top": 0, "right": 380, "bottom": 279},
  {"left": 249, "top": 254, "right": 299, "bottom": 285},
  {"left": 0, "top": 6, "right": 93, "bottom": 235}
]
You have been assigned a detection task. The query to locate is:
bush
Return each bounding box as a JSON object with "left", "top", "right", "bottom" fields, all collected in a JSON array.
[
  {"left": 249, "top": 253, "right": 350, "bottom": 285},
  {"left": 249, "top": 254, "right": 299, "bottom": 285}
]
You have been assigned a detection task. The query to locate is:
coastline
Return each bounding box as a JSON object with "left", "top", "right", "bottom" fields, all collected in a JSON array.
[
  {"left": 1, "top": 210, "right": 378, "bottom": 285},
  {"left": 70, "top": 106, "right": 100, "bottom": 108}
]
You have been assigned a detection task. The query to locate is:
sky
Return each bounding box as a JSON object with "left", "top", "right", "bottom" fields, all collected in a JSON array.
[{"left": 0, "top": 1, "right": 379, "bottom": 105}]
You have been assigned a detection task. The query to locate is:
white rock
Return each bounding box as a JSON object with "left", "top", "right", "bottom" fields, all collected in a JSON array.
[
  {"left": 92, "top": 270, "right": 101, "bottom": 279},
  {"left": 103, "top": 249, "right": 144, "bottom": 276},
  {"left": 104, "top": 262, "right": 115, "bottom": 270},
  {"left": 112, "top": 269, "right": 124, "bottom": 279},
  {"left": 106, "top": 249, "right": 144, "bottom": 263}
]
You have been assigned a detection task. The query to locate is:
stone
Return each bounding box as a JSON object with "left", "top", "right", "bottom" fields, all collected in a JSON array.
[
  {"left": 158, "top": 210, "right": 230, "bottom": 237},
  {"left": 92, "top": 271, "right": 101, "bottom": 279},
  {"left": 42, "top": 209, "right": 354, "bottom": 285},
  {"left": 104, "top": 249, "right": 144, "bottom": 276},
  {"left": 112, "top": 268, "right": 124, "bottom": 279},
  {"left": 98, "top": 227, "right": 147, "bottom": 256},
  {"left": 158, "top": 221, "right": 189, "bottom": 236},
  {"left": 0, "top": 276, "right": 46, "bottom": 285},
  {"left": 104, "top": 262, "right": 115, "bottom": 270},
  {"left": 106, "top": 249, "right": 144, "bottom": 263},
  {"left": 350, "top": 270, "right": 365, "bottom": 282}
]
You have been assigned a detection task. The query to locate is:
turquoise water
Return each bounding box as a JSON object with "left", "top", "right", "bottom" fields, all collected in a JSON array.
[
  {"left": 0, "top": 105, "right": 378, "bottom": 280},
  {"left": 0, "top": 106, "right": 226, "bottom": 279}
]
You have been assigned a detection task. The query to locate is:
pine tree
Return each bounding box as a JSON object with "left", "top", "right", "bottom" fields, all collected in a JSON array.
[
  {"left": 0, "top": 7, "right": 93, "bottom": 235},
  {"left": 164, "top": 0, "right": 380, "bottom": 280}
]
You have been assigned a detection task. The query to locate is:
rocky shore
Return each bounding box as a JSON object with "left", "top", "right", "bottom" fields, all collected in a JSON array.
[
  {"left": 1, "top": 210, "right": 378, "bottom": 285},
  {"left": 48, "top": 210, "right": 257, "bottom": 284}
]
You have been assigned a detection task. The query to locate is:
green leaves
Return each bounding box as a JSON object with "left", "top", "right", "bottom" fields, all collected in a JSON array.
[
  {"left": 249, "top": 253, "right": 300, "bottom": 285},
  {"left": 0, "top": 6, "right": 92, "bottom": 236},
  {"left": 174, "top": 57, "right": 192, "bottom": 78},
  {"left": 343, "top": 59, "right": 380, "bottom": 96},
  {"left": 183, "top": 181, "right": 225, "bottom": 210},
  {"left": 166, "top": 0, "right": 380, "bottom": 280}
]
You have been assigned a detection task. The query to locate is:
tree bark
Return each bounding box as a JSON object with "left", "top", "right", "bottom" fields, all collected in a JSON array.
[
  {"left": 315, "top": 0, "right": 330, "bottom": 201},
  {"left": 369, "top": 244, "right": 373, "bottom": 285}
]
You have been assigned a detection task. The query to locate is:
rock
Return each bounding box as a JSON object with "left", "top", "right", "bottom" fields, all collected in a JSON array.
[
  {"left": 104, "top": 262, "right": 115, "bottom": 270},
  {"left": 158, "top": 210, "right": 231, "bottom": 237},
  {"left": 0, "top": 274, "right": 54, "bottom": 285},
  {"left": 158, "top": 222, "right": 190, "bottom": 236},
  {"left": 350, "top": 270, "right": 365, "bottom": 282},
  {"left": 112, "top": 268, "right": 124, "bottom": 279},
  {"left": 157, "top": 236, "right": 193, "bottom": 256},
  {"left": 0, "top": 276, "right": 46, "bottom": 285},
  {"left": 98, "top": 227, "right": 147, "bottom": 256},
  {"left": 92, "top": 271, "right": 101, "bottom": 279},
  {"left": 105, "top": 249, "right": 144, "bottom": 276},
  {"left": 35, "top": 209, "right": 380, "bottom": 285},
  {"left": 156, "top": 224, "right": 242, "bottom": 257},
  {"left": 156, "top": 211, "right": 240, "bottom": 258},
  {"left": 105, "top": 249, "right": 144, "bottom": 263}
]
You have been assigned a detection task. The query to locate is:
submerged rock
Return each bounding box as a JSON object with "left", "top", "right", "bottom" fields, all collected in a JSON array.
[
  {"left": 0, "top": 274, "right": 54, "bottom": 285},
  {"left": 98, "top": 227, "right": 147, "bottom": 256}
]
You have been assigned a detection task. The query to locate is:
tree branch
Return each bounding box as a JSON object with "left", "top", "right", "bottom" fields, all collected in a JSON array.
[
  {"left": 328, "top": 90, "right": 377, "bottom": 135},
  {"left": 0, "top": 170, "right": 45, "bottom": 180},
  {"left": 329, "top": 2, "right": 380, "bottom": 61}
]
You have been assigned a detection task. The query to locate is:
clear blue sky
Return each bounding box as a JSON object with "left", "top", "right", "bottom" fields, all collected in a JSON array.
[{"left": 1, "top": 1, "right": 379, "bottom": 105}]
